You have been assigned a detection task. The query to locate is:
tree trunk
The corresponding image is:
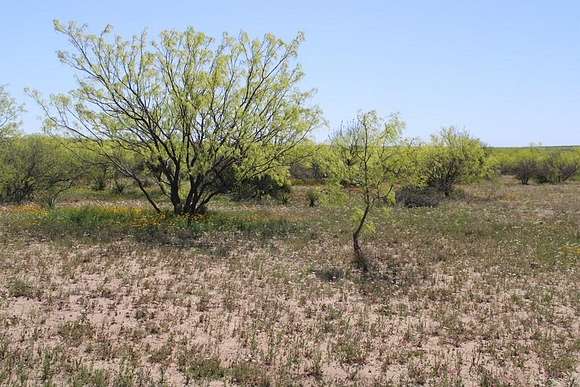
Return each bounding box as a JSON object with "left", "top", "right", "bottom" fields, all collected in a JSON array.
[
  {"left": 353, "top": 234, "right": 364, "bottom": 260},
  {"left": 352, "top": 202, "right": 371, "bottom": 272}
]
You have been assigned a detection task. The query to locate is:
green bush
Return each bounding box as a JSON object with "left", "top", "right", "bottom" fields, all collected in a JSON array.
[
  {"left": 289, "top": 142, "right": 340, "bottom": 183},
  {"left": 419, "top": 127, "right": 488, "bottom": 196},
  {"left": 0, "top": 136, "right": 80, "bottom": 205},
  {"left": 533, "top": 151, "right": 579, "bottom": 184},
  {"left": 111, "top": 178, "right": 128, "bottom": 194},
  {"left": 512, "top": 149, "right": 539, "bottom": 185},
  {"left": 0, "top": 85, "right": 23, "bottom": 141},
  {"left": 88, "top": 164, "right": 110, "bottom": 191},
  {"left": 556, "top": 151, "right": 580, "bottom": 182},
  {"left": 395, "top": 185, "right": 443, "bottom": 208},
  {"left": 306, "top": 188, "right": 321, "bottom": 207},
  {"left": 230, "top": 174, "right": 292, "bottom": 203},
  {"left": 492, "top": 147, "right": 579, "bottom": 185}
]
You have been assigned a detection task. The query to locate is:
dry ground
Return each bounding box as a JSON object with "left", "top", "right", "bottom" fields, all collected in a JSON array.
[{"left": 0, "top": 177, "right": 578, "bottom": 386}]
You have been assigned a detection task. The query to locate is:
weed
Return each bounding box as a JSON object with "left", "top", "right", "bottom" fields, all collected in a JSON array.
[{"left": 7, "top": 278, "right": 39, "bottom": 298}]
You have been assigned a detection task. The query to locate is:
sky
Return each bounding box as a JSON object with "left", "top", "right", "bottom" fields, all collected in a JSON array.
[{"left": 1, "top": 0, "right": 579, "bottom": 146}]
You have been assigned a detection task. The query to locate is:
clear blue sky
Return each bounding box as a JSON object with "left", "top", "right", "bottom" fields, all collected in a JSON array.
[{"left": 1, "top": 0, "right": 579, "bottom": 146}]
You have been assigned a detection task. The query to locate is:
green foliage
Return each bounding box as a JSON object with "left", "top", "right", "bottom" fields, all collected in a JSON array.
[
  {"left": 533, "top": 150, "right": 580, "bottom": 184},
  {"left": 419, "top": 127, "right": 488, "bottom": 196},
  {"left": 7, "top": 278, "right": 39, "bottom": 298},
  {"left": 178, "top": 356, "right": 225, "bottom": 382},
  {"left": 228, "top": 362, "right": 270, "bottom": 386},
  {"left": 489, "top": 145, "right": 580, "bottom": 185},
  {"left": 555, "top": 150, "right": 580, "bottom": 182},
  {"left": 331, "top": 111, "right": 407, "bottom": 266},
  {"left": 509, "top": 147, "right": 541, "bottom": 185},
  {"left": 318, "top": 183, "right": 349, "bottom": 207},
  {"left": 332, "top": 111, "right": 406, "bottom": 193},
  {"left": 289, "top": 142, "right": 341, "bottom": 182},
  {"left": 89, "top": 165, "right": 110, "bottom": 191},
  {"left": 33, "top": 21, "right": 321, "bottom": 215},
  {"left": 395, "top": 185, "right": 443, "bottom": 208},
  {"left": 0, "top": 136, "right": 80, "bottom": 206},
  {"left": 306, "top": 188, "right": 321, "bottom": 207},
  {"left": 111, "top": 178, "right": 128, "bottom": 194},
  {"left": 496, "top": 146, "right": 580, "bottom": 185},
  {"left": 351, "top": 207, "right": 377, "bottom": 235},
  {"left": 0, "top": 85, "right": 23, "bottom": 141},
  {"left": 79, "top": 152, "right": 116, "bottom": 191},
  {"left": 230, "top": 172, "right": 292, "bottom": 203}
]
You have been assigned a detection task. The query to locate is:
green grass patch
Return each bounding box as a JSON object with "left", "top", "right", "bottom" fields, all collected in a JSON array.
[
  {"left": 384, "top": 204, "right": 579, "bottom": 268},
  {"left": 0, "top": 204, "right": 301, "bottom": 243}
]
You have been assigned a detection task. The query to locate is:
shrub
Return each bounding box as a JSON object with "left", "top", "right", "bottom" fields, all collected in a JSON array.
[
  {"left": 556, "top": 151, "right": 580, "bottom": 181},
  {"left": 230, "top": 174, "right": 291, "bottom": 203},
  {"left": 289, "top": 143, "right": 340, "bottom": 183},
  {"left": 419, "top": 127, "right": 488, "bottom": 196},
  {"left": 0, "top": 85, "right": 23, "bottom": 141},
  {"left": 178, "top": 356, "right": 225, "bottom": 382},
  {"left": 306, "top": 188, "right": 320, "bottom": 207},
  {"left": 533, "top": 151, "right": 579, "bottom": 184},
  {"left": 91, "top": 174, "right": 108, "bottom": 191},
  {"left": 7, "top": 278, "right": 39, "bottom": 298},
  {"left": 318, "top": 184, "right": 349, "bottom": 207},
  {"left": 88, "top": 164, "right": 110, "bottom": 191},
  {"left": 395, "top": 186, "right": 443, "bottom": 208},
  {"left": 532, "top": 159, "right": 558, "bottom": 184},
  {"left": 507, "top": 147, "right": 579, "bottom": 185},
  {"left": 111, "top": 178, "right": 127, "bottom": 195},
  {"left": 228, "top": 362, "right": 270, "bottom": 386},
  {"left": 490, "top": 152, "right": 516, "bottom": 175},
  {"left": 0, "top": 136, "right": 80, "bottom": 205},
  {"left": 512, "top": 151, "right": 538, "bottom": 185},
  {"left": 315, "top": 266, "right": 344, "bottom": 282}
]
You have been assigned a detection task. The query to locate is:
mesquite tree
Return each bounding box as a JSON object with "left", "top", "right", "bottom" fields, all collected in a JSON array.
[
  {"left": 331, "top": 111, "right": 406, "bottom": 270},
  {"left": 32, "top": 21, "right": 321, "bottom": 215},
  {"left": 0, "top": 85, "right": 23, "bottom": 141}
]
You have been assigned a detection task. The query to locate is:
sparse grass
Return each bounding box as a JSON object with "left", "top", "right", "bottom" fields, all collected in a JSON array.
[
  {"left": 6, "top": 277, "right": 39, "bottom": 298},
  {"left": 177, "top": 355, "right": 225, "bottom": 382},
  {"left": 58, "top": 317, "right": 94, "bottom": 346},
  {"left": 0, "top": 177, "right": 578, "bottom": 385}
]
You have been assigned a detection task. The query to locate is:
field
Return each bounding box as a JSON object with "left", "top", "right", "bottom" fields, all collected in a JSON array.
[{"left": 0, "top": 176, "right": 578, "bottom": 386}]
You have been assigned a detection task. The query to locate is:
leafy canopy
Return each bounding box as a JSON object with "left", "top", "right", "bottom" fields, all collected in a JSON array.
[
  {"left": 0, "top": 85, "right": 24, "bottom": 140},
  {"left": 0, "top": 136, "right": 81, "bottom": 206},
  {"left": 419, "top": 127, "right": 488, "bottom": 195},
  {"left": 331, "top": 111, "right": 409, "bottom": 268},
  {"left": 33, "top": 21, "right": 321, "bottom": 215}
]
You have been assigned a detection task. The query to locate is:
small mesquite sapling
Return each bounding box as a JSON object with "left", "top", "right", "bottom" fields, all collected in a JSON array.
[{"left": 331, "top": 111, "right": 406, "bottom": 270}]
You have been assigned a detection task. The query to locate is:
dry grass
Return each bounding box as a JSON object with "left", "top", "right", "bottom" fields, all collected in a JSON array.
[{"left": 0, "top": 177, "right": 578, "bottom": 386}]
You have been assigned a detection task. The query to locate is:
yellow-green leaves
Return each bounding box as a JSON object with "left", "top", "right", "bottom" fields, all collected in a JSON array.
[
  {"left": 418, "top": 127, "right": 488, "bottom": 194},
  {"left": 35, "top": 21, "right": 321, "bottom": 215},
  {"left": 351, "top": 207, "right": 376, "bottom": 236},
  {"left": 0, "top": 85, "right": 24, "bottom": 140},
  {"left": 331, "top": 111, "right": 406, "bottom": 257}
]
